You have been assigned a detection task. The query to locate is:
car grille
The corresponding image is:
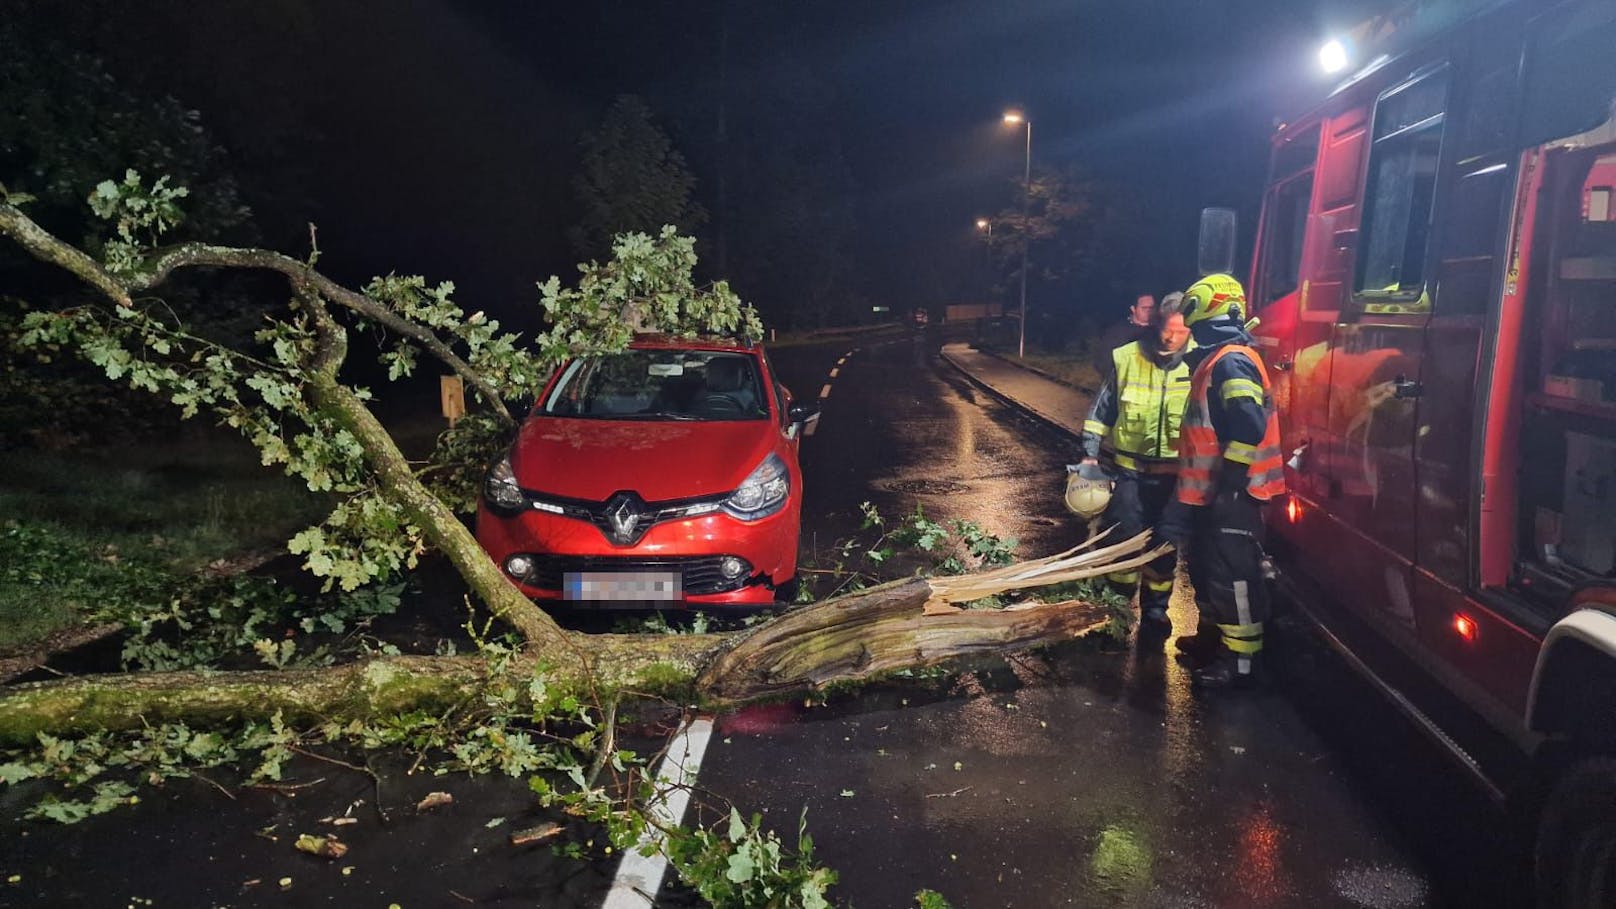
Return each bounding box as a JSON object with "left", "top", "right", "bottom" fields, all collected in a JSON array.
[
  {"left": 520, "top": 488, "right": 728, "bottom": 546},
  {"left": 519, "top": 554, "right": 753, "bottom": 596}
]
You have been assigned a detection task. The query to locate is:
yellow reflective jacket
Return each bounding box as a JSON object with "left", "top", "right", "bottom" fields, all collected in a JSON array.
[{"left": 1081, "top": 340, "right": 1193, "bottom": 474}]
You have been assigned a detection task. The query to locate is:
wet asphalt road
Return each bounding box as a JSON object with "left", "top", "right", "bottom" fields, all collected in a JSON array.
[
  {"left": 711, "top": 329, "right": 1526, "bottom": 908},
  {"left": 771, "top": 330, "right": 1077, "bottom": 560}
]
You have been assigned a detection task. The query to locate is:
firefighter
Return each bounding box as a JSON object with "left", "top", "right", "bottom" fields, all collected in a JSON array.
[
  {"left": 1156, "top": 273, "right": 1286, "bottom": 688},
  {"left": 1079, "top": 293, "right": 1192, "bottom": 637}
]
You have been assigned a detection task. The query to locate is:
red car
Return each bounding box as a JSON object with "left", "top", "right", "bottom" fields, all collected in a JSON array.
[{"left": 476, "top": 335, "right": 816, "bottom": 607}]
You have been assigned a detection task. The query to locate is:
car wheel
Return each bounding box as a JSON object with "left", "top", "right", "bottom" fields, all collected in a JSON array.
[{"left": 1537, "top": 756, "right": 1616, "bottom": 909}]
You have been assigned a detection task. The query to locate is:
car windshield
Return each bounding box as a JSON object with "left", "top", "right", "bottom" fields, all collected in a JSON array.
[{"left": 542, "top": 349, "right": 770, "bottom": 421}]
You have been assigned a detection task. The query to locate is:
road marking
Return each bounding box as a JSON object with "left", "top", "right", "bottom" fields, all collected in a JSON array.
[
  {"left": 601, "top": 716, "right": 715, "bottom": 908},
  {"left": 829, "top": 367, "right": 839, "bottom": 378},
  {"left": 836, "top": 358, "right": 847, "bottom": 367},
  {"left": 819, "top": 383, "right": 832, "bottom": 399}
]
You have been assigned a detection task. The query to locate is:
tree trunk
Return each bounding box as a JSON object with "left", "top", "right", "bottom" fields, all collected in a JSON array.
[{"left": 0, "top": 539, "right": 1171, "bottom": 744}]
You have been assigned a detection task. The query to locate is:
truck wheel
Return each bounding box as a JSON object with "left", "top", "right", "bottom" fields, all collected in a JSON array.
[{"left": 1536, "top": 757, "right": 1616, "bottom": 908}]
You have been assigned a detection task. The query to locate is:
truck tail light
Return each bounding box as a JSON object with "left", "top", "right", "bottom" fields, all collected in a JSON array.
[
  {"left": 1285, "top": 497, "right": 1303, "bottom": 524},
  {"left": 1452, "top": 613, "right": 1478, "bottom": 643}
]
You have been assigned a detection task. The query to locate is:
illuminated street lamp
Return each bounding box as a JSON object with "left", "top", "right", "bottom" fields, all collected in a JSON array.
[
  {"left": 975, "top": 217, "right": 992, "bottom": 237},
  {"left": 1002, "top": 110, "right": 1031, "bottom": 358},
  {"left": 1318, "top": 38, "right": 1349, "bottom": 74}
]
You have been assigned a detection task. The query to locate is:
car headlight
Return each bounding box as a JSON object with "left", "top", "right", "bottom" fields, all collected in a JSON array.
[
  {"left": 483, "top": 453, "right": 526, "bottom": 513},
  {"left": 723, "top": 454, "right": 790, "bottom": 520}
]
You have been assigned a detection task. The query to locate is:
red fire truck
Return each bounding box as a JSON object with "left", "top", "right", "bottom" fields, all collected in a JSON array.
[{"left": 1226, "top": 1, "right": 1616, "bottom": 903}]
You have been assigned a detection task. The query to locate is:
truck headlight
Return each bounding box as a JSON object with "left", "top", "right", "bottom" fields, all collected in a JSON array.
[
  {"left": 483, "top": 453, "right": 526, "bottom": 513},
  {"left": 723, "top": 454, "right": 789, "bottom": 520}
]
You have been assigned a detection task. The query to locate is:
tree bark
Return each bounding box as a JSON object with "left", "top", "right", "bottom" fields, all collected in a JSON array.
[{"left": 0, "top": 576, "right": 1128, "bottom": 744}]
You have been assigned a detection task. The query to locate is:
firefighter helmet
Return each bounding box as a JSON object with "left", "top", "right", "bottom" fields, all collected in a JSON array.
[
  {"left": 1181, "top": 273, "right": 1247, "bottom": 327},
  {"left": 1064, "top": 468, "right": 1112, "bottom": 519}
]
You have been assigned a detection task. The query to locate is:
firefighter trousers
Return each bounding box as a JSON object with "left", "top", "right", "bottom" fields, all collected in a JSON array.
[
  {"left": 1103, "top": 471, "right": 1178, "bottom": 617},
  {"left": 1186, "top": 489, "right": 1270, "bottom": 669}
]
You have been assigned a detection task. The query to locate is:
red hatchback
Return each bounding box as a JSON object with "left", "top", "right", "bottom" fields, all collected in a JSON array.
[{"left": 476, "top": 336, "right": 815, "bottom": 607}]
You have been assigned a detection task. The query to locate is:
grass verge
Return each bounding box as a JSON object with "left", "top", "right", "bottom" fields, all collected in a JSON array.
[{"left": 0, "top": 429, "right": 330, "bottom": 654}]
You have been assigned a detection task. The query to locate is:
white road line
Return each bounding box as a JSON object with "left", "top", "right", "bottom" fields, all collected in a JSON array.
[
  {"left": 601, "top": 716, "right": 715, "bottom": 908},
  {"left": 829, "top": 367, "right": 840, "bottom": 378},
  {"left": 836, "top": 358, "right": 847, "bottom": 366},
  {"left": 819, "top": 383, "right": 833, "bottom": 399}
]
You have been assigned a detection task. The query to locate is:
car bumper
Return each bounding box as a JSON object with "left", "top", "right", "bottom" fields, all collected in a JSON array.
[{"left": 475, "top": 500, "right": 799, "bottom": 606}]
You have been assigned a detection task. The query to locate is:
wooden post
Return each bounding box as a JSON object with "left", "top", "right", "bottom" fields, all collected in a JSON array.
[{"left": 440, "top": 375, "right": 465, "bottom": 427}]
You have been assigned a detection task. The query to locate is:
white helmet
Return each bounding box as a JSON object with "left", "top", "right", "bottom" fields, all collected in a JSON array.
[{"left": 1064, "top": 469, "right": 1112, "bottom": 520}]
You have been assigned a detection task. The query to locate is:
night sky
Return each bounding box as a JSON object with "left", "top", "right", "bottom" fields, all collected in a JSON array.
[{"left": 15, "top": 0, "right": 1395, "bottom": 329}]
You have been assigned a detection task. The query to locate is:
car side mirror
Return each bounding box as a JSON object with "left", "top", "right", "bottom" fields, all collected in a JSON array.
[{"left": 788, "top": 402, "right": 820, "bottom": 425}]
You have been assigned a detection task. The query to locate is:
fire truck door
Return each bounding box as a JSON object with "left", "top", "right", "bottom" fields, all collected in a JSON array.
[{"left": 1322, "top": 318, "right": 1426, "bottom": 629}]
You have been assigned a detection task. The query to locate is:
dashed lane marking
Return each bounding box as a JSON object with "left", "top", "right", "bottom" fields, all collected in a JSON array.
[
  {"left": 829, "top": 367, "right": 839, "bottom": 378},
  {"left": 819, "top": 383, "right": 833, "bottom": 399},
  {"left": 600, "top": 716, "right": 715, "bottom": 908}
]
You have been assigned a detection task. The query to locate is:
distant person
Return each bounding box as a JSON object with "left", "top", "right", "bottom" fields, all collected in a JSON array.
[
  {"left": 1078, "top": 293, "right": 1191, "bottom": 637},
  {"left": 1091, "top": 294, "right": 1156, "bottom": 382}
]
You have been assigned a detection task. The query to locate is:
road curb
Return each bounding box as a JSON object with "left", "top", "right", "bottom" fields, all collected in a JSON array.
[{"left": 937, "top": 347, "right": 1084, "bottom": 446}]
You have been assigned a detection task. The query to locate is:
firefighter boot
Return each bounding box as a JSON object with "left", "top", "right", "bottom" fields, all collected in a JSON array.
[
  {"left": 1191, "top": 650, "right": 1262, "bottom": 689},
  {"left": 1191, "top": 623, "right": 1264, "bottom": 689},
  {"left": 1173, "top": 619, "right": 1221, "bottom": 665}
]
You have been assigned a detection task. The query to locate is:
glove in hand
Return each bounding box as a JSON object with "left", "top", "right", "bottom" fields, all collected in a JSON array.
[{"left": 1075, "top": 462, "right": 1109, "bottom": 482}]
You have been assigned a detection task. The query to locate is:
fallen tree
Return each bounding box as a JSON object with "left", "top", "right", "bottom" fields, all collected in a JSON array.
[{"left": 0, "top": 174, "right": 1166, "bottom": 746}]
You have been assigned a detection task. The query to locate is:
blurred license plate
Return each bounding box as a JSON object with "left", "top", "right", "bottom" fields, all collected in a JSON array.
[{"left": 563, "top": 571, "right": 682, "bottom": 601}]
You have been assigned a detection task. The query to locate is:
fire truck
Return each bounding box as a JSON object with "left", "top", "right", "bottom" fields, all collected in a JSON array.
[{"left": 1220, "top": 1, "right": 1616, "bottom": 903}]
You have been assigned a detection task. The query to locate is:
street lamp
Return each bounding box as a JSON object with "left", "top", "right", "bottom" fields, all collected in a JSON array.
[
  {"left": 975, "top": 217, "right": 992, "bottom": 237},
  {"left": 1002, "top": 110, "right": 1031, "bottom": 358}
]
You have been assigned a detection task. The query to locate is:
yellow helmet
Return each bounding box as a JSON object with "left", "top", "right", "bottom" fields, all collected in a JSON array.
[
  {"left": 1181, "top": 273, "right": 1247, "bottom": 327},
  {"left": 1064, "top": 470, "right": 1112, "bottom": 520}
]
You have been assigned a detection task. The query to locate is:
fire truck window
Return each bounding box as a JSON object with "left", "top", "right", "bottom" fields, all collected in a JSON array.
[
  {"left": 1261, "top": 175, "right": 1313, "bottom": 303},
  {"left": 1521, "top": 4, "right": 1616, "bottom": 148},
  {"left": 1444, "top": 166, "right": 1509, "bottom": 261},
  {"left": 1271, "top": 126, "right": 1320, "bottom": 181},
  {"left": 1434, "top": 164, "right": 1510, "bottom": 315},
  {"left": 1457, "top": 67, "right": 1516, "bottom": 161},
  {"left": 1356, "top": 70, "right": 1450, "bottom": 309}
]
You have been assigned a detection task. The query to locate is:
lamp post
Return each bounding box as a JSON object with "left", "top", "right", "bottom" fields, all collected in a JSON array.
[
  {"left": 1002, "top": 111, "right": 1031, "bottom": 358},
  {"left": 974, "top": 218, "right": 993, "bottom": 304}
]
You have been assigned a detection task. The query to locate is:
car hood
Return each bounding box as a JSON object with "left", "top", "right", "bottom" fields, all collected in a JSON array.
[{"left": 510, "top": 417, "right": 778, "bottom": 502}]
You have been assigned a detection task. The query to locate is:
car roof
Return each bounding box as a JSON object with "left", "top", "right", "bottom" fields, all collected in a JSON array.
[{"left": 626, "top": 333, "right": 762, "bottom": 354}]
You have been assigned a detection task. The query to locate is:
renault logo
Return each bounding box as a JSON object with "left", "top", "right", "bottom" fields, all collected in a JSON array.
[{"left": 604, "top": 493, "right": 644, "bottom": 544}]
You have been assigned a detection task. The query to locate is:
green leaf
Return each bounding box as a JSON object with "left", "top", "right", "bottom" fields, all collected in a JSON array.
[
  {"left": 724, "top": 851, "right": 756, "bottom": 884},
  {"left": 0, "top": 762, "right": 38, "bottom": 785}
]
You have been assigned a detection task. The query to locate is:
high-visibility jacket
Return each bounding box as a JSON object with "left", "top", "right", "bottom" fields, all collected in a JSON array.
[
  {"left": 1176, "top": 344, "right": 1286, "bottom": 504},
  {"left": 1082, "top": 341, "right": 1192, "bottom": 474}
]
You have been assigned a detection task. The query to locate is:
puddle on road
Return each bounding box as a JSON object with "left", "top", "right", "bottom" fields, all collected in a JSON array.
[{"left": 1330, "top": 863, "right": 1430, "bottom": 909}]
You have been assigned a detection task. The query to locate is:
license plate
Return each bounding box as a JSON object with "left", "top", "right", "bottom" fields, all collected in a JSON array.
[{"left": 563, "top": 571, "right": 682, "bottom": 602}]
